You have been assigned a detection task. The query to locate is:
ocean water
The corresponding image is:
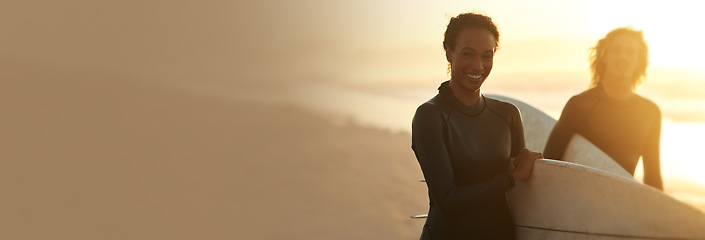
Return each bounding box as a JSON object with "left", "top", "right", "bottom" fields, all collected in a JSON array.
[{"left": 288, "top": 80, "right": 705, "bottom": 211}]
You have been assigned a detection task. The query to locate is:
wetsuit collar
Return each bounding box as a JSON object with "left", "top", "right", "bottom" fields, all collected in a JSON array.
[
  {"left": 594, "top": 85, "right": 637, "bottom": 108},
  {"left": 438, "top": 81, "right": 486, "bottom": 116}
]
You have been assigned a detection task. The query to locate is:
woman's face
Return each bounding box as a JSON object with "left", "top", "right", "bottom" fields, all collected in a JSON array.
[
  {"left": 602, "top": 34, "right": 640, "bottom": 86},
  {"left": 446, "top": 28, "right": 496, "bottom": 93}
]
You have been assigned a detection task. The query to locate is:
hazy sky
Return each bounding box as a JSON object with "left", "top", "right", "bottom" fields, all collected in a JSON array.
[
  {"left": 237, "top": 0, "right": 705, "bottom": 87},
  {"left": 2, "top": 0, "right": 703, "bottom": 89}
]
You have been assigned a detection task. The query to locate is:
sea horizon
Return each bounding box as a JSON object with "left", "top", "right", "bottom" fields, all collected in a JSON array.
[{"left": 195, "top": 69, "right": 705, "bottom": 212}]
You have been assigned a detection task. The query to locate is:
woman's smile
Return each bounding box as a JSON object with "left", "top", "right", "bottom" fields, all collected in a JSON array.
[{"left": 466, "top": 73, "right": 483, "bottom": 80}]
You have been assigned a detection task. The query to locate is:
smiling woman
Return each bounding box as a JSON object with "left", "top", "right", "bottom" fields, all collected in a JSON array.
[
  {"left": 445, "top": 27, "right": 497, "bottom": 105},
  {"left": 412, "top": 12, "right": 544, "bottom": 239}
]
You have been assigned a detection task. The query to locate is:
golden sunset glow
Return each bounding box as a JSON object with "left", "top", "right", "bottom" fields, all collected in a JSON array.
[
  {"left": 3, "top": 1, "right": 705, "bottom": 238},
  {"left": 317, "top": 1, "right": 705, "bottom": 211}
]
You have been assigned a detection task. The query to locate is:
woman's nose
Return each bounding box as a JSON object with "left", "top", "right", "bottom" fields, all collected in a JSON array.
[{"left": 469, "top": 57, "right": 484, "bottom": 70}]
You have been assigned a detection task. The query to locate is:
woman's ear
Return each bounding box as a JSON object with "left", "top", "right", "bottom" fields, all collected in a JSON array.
[{"left": 445, "top": 48, "right": 453, "bottom": 63}]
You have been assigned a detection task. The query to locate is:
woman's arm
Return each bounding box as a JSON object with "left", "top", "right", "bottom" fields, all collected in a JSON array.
[{"left": 510, "top": 107, "right": 541, "bottom": 181}]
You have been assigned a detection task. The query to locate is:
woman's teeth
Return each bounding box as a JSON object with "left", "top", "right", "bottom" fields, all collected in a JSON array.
[{"left": 467, "top": 74, "right": 482, "bottom": 79}]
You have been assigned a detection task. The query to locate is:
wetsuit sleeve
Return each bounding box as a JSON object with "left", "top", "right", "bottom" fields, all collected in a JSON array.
[
  {"left": 412, "top": 103, "right": 514, "bottom": 217},
  {"left": 642, "top": 106, "right": 663, "bottom": 190},
  {"left": 544, "top": 96, "right": 583, "bottom": 160},
  {"left": 511, "top": 105, "right": 527, "bottom": 157}
]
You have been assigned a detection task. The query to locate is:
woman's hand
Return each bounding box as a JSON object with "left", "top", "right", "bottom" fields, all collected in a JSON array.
[{"left": 512, "top": 148, "right": 543, "bottom": 182}]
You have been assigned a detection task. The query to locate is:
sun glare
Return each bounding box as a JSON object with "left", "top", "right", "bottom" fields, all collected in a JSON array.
[
  {"left": 660, "top": 121, "right": 705, "bottom": 186},
  {"left": 585, "top": 1, "right": 705, "bottom": 72}
]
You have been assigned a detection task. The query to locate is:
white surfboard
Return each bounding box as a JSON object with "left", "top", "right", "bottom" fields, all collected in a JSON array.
[
  {"left": 487, "top": 94, "right": 631, "bottom": 178},
  {"left": 564, "top": 134, "right": 632, "bottom": 178},
  {"left": 507, "top": 159, "right": 705, "bottom": 239},
  {"left": 412, "top": 95, "right": 705, "bottom": 238},
  {"left": 489, "top": 95, "right": 705, "bottom": 239}
]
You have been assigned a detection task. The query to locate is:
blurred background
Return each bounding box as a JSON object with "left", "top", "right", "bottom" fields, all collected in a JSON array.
[{"left": 2, "top": 0, "right": 704, "bottom": 239}]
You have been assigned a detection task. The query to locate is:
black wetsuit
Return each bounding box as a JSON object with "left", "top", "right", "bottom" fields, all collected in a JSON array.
[
  {"left": 412, "top": 81, "right": 524, "bottom": 239},
  {"left": 544, "top": 86, "right": 661, "bottom": 176}
]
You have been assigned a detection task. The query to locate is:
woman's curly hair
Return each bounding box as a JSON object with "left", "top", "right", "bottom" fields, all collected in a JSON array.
[{"left": 443, "top": 12, "right": 500, "bottom": 52}]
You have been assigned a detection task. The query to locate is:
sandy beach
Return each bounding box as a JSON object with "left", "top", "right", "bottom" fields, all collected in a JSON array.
[
  {"left": 1, "top": 60, "right": 428, "bottom": 239},
  {"left": 1, "top": 2, "right": 431, "bottom": 238}
]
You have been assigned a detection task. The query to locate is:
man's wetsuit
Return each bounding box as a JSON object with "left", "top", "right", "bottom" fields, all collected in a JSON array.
[
  {"left": 544, "top": 86, "right": 661, "bottom": 177},
  {"left": 412, "top": 81, "right": 524, "bottom": 239}
]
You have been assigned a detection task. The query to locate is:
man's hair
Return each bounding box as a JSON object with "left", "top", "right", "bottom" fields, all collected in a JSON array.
[{"left": 589, "top": 27, "right": 649, "bottom": 89}]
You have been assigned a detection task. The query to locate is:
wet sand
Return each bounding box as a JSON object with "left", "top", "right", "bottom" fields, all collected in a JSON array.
[{"left": 1, "top": 61, "right": 427, "bottom": 239}]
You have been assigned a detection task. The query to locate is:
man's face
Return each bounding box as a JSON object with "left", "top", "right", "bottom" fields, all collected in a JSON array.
[{"left": 602, "top": 35, "right": 640, "bottom": 85}]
